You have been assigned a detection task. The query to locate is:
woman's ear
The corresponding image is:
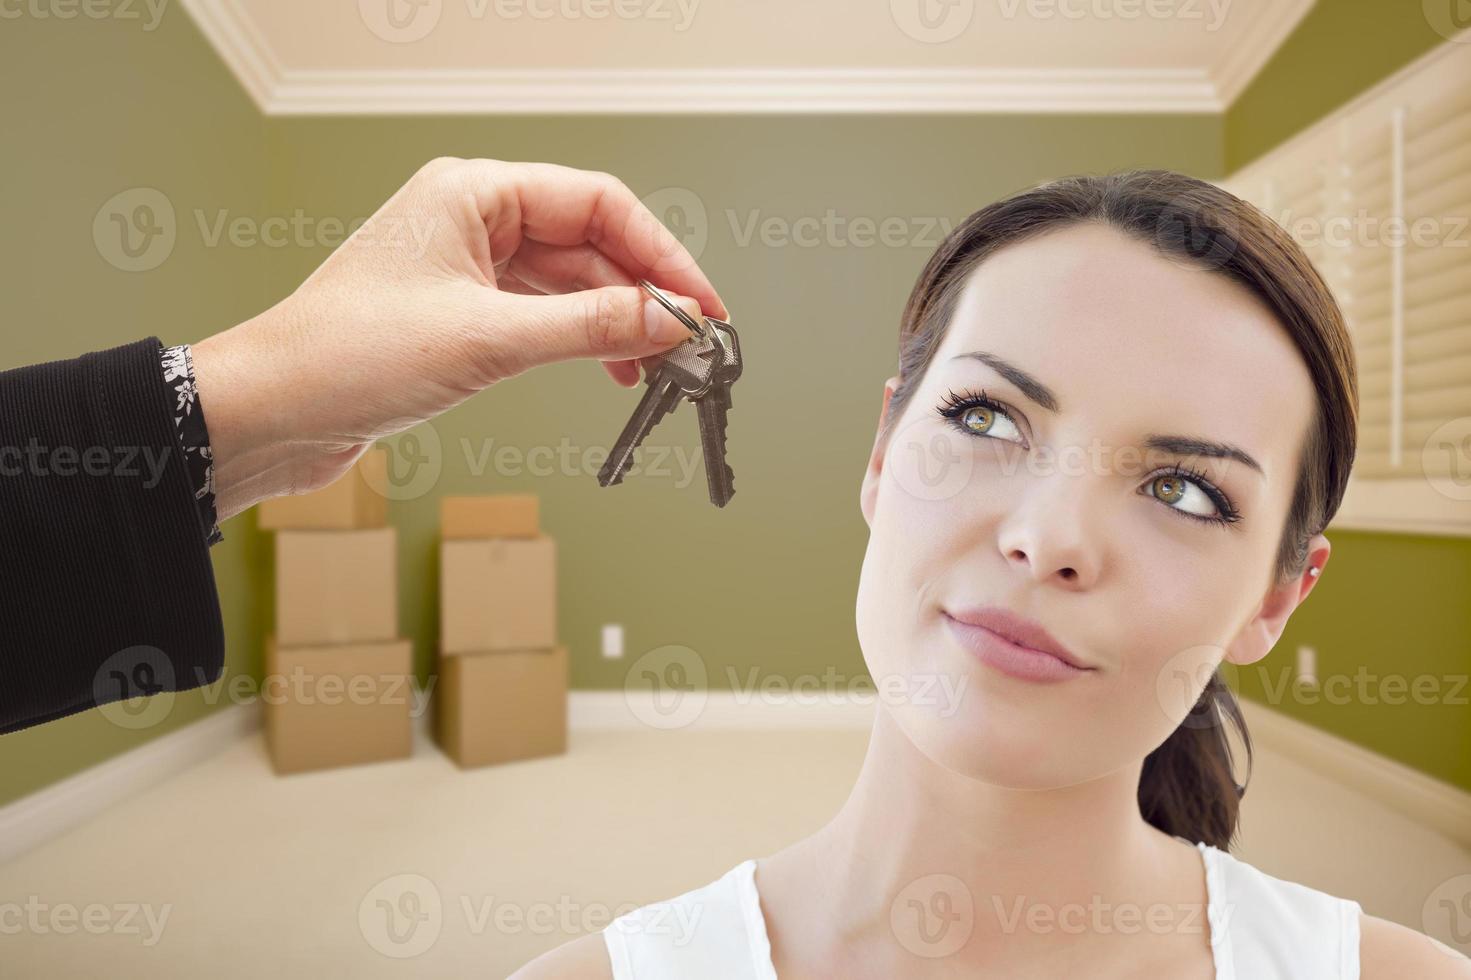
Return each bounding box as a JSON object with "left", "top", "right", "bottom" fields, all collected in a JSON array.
[
  {"left": 859, "top": 376, "right": 901, "bottom": 529},
  {"left": 1224, "top": 533, "right": 1332, "bottom": 667}
]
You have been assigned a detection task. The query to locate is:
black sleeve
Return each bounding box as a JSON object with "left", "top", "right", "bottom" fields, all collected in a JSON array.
[{"left": 0, "top": 336, "right": 226, "bottom": 735}]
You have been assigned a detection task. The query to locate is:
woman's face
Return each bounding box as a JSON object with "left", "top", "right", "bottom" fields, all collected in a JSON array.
[{"left": 856, "top": 220, "right": 1328, "bottom": 789}]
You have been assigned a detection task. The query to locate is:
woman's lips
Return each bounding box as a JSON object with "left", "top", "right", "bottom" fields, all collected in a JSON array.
[{"left": 942, "top": 611, "right": 1095, "bottom": 683}]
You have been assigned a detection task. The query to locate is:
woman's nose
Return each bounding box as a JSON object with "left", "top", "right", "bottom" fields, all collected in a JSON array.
[{"left": 992, "top": 466, "right": 1106, "bottom": 589}]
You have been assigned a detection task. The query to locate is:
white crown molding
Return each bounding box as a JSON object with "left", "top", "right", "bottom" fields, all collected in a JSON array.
[
  {"left": 178, "top": 0, "right": 1311, "bottom": 116},
  {"left": 260, "top": 67, "right": 1224, "bottom": 115},
  {"left": 179, "top": 0, "right": 283, "bottom": 111},
  {"left": 1210, "top": 0, "right": 1315, "bottom": 109}
]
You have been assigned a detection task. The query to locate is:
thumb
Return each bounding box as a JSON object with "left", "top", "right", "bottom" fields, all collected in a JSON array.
[{"left": 487, "top": 285, "right": 704, "bottom": 377}]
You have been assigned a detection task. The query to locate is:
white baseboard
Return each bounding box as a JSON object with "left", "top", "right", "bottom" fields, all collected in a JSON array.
[
  {"left": 1240, "top": 699, "right": 1471, "bottom": 851},
  {"left": 0, "top": 703, "right": 259, "bottom": 867},
  {"left": 5, "top": 690, "right": 1463, "bottom": 867}
]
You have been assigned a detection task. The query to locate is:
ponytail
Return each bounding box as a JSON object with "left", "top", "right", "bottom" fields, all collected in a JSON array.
[{"left": 1137, "top": 670, "right": 1253, "bottom": 850}]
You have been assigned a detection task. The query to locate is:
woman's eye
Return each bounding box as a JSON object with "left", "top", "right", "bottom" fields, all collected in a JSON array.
[
  {"left": 948, "top": 401, "right": 1025, "bottom": 445},
  {"left": 1147, "top": 473, "right": 1223, "bottom": 522}
]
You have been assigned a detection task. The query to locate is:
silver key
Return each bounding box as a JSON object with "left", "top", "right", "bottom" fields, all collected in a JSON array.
[
  {"left": 598, "top": 281, "right": 741, "bottom": 506},
  {"left": 693, "top": 319, "right": 741, "bottom": 507},
  {"left": 597, "top": 330, "right": 720, "bottom": 488}
]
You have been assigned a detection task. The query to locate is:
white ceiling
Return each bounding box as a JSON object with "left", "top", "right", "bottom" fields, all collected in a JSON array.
[{"left": 181, "top": 0, "right": 1315, "bottom": 114}]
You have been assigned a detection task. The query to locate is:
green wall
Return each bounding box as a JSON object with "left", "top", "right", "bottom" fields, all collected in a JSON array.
[
  {"left": 0, "top": 7, "right": 269, "bottom": 805},
  {"left": 1226, "top": 0, "right": 1452, "bottom": 171},
  {"left": 1, "top": 0, "right": 1466, "bottom": 810},
  {"left": 261, "top": 112, "right": 1220, "bottom": 700},
  {"left": 1224, "top": 0, "right": 1471, "bottom": 791}
]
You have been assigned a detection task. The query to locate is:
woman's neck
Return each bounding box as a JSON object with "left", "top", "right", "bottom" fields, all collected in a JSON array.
[{"left": 779, "top": 706, "right": 1194, "bottom": 967}]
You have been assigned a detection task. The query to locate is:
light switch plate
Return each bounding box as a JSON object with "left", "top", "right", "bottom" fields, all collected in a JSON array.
[{"left": 1296, "top": 645, "right": 1317, "bottom": 686}]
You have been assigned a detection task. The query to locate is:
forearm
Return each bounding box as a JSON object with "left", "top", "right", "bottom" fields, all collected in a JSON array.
[{"left": 190, "top": 301, "right": 319, "bottom": 522}]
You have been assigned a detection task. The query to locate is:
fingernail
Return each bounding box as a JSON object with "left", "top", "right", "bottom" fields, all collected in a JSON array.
[{"left": 644, "top": 296, "right": 700, "bottom": 344}]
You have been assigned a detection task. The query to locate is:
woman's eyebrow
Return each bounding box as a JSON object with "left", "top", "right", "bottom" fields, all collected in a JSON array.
[
  {"left": 952, "top": 350, "right": 1060, "bottom": 412},
  {"left": 951, "top": 350, "right": 1265, "bottom": 478}
]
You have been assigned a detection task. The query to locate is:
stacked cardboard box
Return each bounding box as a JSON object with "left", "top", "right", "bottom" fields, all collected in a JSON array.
[
  {"left": 257, "top": 448, "right": 413, "bottom": 774},
  {"left": 436, "top": 495, "right": 567, "bottom": 767}
]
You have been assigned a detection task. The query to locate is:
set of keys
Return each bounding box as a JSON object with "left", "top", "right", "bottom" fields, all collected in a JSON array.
[{"left": 597, "top": 280, "right": 743, "bottom": 507}]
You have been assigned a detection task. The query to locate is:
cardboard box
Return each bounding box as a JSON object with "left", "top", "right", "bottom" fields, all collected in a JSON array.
[
  {"left": 276, "top": 527, "right": 397, "bottom": 646},
  {"left": 440, "top": 537, "right": 555, "bottom": 654},
  {"left": 440, "top": 494, "right": 540, "bottom": 539},
  {"left": 257, "top": 448, "right": 389, "bottom": 530},
  {"left": 435, "top": 646, "right": 567, "bottom": 767},
  {"left": 264, "top": 635, "right": 414, "bottom": 775}
]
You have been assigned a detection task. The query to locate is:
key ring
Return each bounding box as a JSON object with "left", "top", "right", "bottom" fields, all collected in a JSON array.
[
  {"left": 638, "top": 279, "right": 706, "bottom": 340},
  {"left": 637, "top": 278, "right": 732, "bottom": 363}
]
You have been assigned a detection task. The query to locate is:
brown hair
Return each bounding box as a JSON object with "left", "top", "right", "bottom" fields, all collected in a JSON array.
[{"left": 882, "top": 169, "right": 1358, "bottom": 850}]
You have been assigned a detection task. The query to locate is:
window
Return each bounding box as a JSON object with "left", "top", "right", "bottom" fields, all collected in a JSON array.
[{"left": 1219, "top": 41, "right": 1471, "bottom": 537}]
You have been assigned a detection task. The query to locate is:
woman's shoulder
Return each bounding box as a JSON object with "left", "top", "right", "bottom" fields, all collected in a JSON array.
[
  {"left": 1205, "top": 844, "right": 1469, "bottom": 979},
  {"left": 509, "top": 859, "right": 766, "bottom": 980},
  {"left": 1358, "top": 912, "right": 1471, "bottom": 979},
  {"left": 508, "top": 930, "right": 615, "bottom": 980}
]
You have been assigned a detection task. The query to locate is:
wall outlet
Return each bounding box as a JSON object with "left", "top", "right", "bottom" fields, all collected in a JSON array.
[
  {"left": 601, "top": 623, "right": 624, "bottom": 659},
  {"left": 1295, "top": 645, "right": 1317, "bottom": 686}
]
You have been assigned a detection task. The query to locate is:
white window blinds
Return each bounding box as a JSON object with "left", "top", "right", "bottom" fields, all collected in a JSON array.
[{"left": 1219, "top": 39, "right": 1471, "bottom": 536}]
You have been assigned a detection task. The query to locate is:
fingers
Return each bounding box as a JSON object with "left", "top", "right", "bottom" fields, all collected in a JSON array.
[
  {"left": 502, "top": 241, "right": 644, "bottom": 387},
  {"left": 485, "top": 285, "right": 703, "bottom": 380},
  {"left": 601, "top": 359, "right": 643, "bottom": 387},
  {"left": 503, "top": 240, "right": 635, "bottom": 296},
  {"left": 465, "top": 160, "right": 728, "bottom": 320},
  {"left": 491, "top": 269, "right": 545, "bottom": 296}
]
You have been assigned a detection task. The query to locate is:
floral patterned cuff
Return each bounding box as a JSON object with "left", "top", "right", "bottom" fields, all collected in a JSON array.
[{"left": 159, "top": 343, "right": 222, "bottom": 546}]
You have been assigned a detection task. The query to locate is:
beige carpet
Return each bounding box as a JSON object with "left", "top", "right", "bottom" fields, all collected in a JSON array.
[{"left": 2, "top": 723, "right": 1466, "bottom": 978}]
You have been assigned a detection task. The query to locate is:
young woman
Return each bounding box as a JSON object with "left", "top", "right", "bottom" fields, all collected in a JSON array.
[{"left": 517, "top": 170, "right": 1469, "bottom": 979}]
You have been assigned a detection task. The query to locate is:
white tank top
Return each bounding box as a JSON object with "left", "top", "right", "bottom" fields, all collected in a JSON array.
[{"left": 601, "top": 840, "right": 1363, "bottom": 979}]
